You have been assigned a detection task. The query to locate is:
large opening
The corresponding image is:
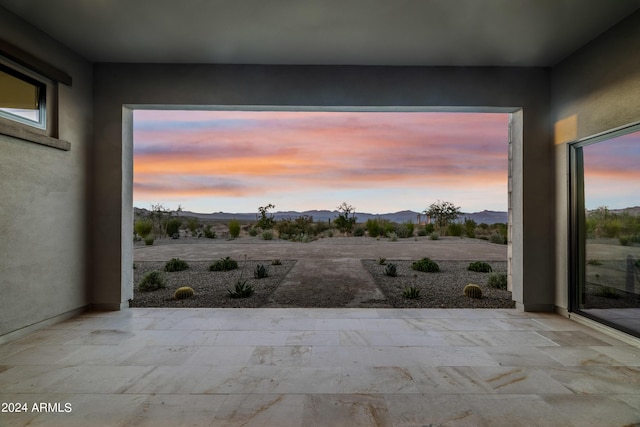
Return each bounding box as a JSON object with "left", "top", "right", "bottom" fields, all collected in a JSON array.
[
  {"left": 129, "top": 108, "right": 513, "bottom": 309},
  {"left": 570, "top": 123, "right": 640, "bottom": 338}
]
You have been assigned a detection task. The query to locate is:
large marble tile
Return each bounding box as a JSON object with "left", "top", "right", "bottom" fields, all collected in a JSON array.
[
  {"left": 441, "top": 330, "right": 558, "bottom": 347},
  {"left": 339, "top": 330, "right": 448, "bottom": 346},
  {"left": 6, "top": 329, "right": 90, "bottom": 347},
  {"left": 384, "top": 394, "right": 484, "bottom": 426},
  {"left": 536, "top": 330, "right": 614, "bottom": 346},
  {"left": 187, "top": 345, "right": 256, "bottom": 366},
  {"left": 541, "top": 394, "right": 640, "bottom": 427},
  {"left": 213, "top": 330, "right": 289, "bottom": 346},
  {"left": 536, "top": 346, "right": 622, "bottom": 367},
  {"left": 405, "top": 366, "right": 493, "bottom": 394},
  {"left": 542, "top": 366, "right": 640, "bottom": 394},
  {"left": 0, "top": 345, "right": 86, "bottom": 366},
  {"left": 303, "top": 394, "right": 392, "bottom": 427},
  {"left": 120, "top": 345, "right": 200, "bottom": 366},
  {"left": 248, "top": 346, "right": 312, "bottom": 367},
  {"left": 314, "top": 318, "right": 363, "bottom": 331},
  {"left": 123, "top": 365, "right": 214, "bottom": 394},
  {"left": 466, "top": 395, "right": 575, "bottom": 427},
  {"left": 210, "top": 394, "right": 305, "bottom": 427},
  {"left": 591, "top": 345, "right": 640, "bottom": 366},
  {"left": 123, "top": 393, "right": 227, "bottom": 427},
  {"left": 470, "top": 366, "right": 573, "bottom": 394},
  {"left": 285, "top": 330, "right": 340, "bottom": 346},
  {"left": 341, "top": 366, "right": 420, "bottom": 394},
  {"left": 482, "top": 345, "right": 566, "bottom": 367}
]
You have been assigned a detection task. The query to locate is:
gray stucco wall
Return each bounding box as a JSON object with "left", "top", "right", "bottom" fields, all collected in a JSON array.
[
  {"left": 0, "top": 9, "right": 93, "bottom": 339},
  {"left": 552, "top": 10, "right": 640, "bottom": 312},
  {"left": 92, "top": 64, "right": 554, "bottom": 311}
]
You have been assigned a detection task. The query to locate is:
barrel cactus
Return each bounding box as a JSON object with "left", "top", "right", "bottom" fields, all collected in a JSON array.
[
  {"left": 174, "top": 286, "right": 195, "bottom": 300},
  {"left": 463, "top": 284, "right": 483, "bottom": 299}
]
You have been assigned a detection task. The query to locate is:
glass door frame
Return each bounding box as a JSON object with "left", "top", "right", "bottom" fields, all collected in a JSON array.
[{"left": 569, "top": 121, "right": 640, "bottom": 339}]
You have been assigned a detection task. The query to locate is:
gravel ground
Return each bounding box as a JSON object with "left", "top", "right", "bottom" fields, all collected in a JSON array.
[
  {"left": 132, "top": 258, "right": 515, "bottom": 309},
  {"left": 362, "top": 259, "right": 515, "bottom": 308},
  {"left": 131, "top": 260, "right": 296, "bottom": 308}
]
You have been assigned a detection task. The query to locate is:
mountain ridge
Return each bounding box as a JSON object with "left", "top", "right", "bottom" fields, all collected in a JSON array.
[{"left": 134, "top": 207, "right": 509, "bottom": 224}]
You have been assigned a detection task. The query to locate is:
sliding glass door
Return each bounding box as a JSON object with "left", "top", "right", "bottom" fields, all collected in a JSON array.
[{"left": 570, "top": 125, "right": 640, "bottom": 338}]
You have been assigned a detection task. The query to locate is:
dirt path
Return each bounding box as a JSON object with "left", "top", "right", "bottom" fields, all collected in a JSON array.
[{"left": 263, "top": 258, "right": 391, "bottom": 308}]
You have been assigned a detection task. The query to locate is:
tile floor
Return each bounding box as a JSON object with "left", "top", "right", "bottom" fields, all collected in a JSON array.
[{"left": 0, "top": 308, "right": 639, "bottom": 426}]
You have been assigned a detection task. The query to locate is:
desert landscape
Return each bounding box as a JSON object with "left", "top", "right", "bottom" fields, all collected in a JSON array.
[{"left": 132, "top": 225, "right": 513, "bottom": 309}]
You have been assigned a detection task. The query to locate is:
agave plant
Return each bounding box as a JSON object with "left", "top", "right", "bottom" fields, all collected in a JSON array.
[
  {"left": 403, "top": 286, "right": 421, "bottom": 299},
  {"left": 254, "top": 264, "right": 269, "bottom": 279},
  {"left": 227, "top": 280, "right": 254, "bottom": 298}
]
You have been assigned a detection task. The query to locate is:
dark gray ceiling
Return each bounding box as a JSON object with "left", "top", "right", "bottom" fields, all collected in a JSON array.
[{"left": 1, "top": 0, "right": 639, "bottom": 66}]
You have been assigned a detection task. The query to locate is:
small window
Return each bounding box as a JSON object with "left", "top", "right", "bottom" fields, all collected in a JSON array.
[{"left": 0, "top": 63, "right": 46, "bottom": 129}]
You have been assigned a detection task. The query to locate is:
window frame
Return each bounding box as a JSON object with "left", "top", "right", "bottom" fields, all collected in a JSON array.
[{"left": 0, "top": 61, "right": 47, "bottom": 130}]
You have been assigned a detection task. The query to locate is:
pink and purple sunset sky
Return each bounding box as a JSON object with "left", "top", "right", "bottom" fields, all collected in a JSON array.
[{"left": 133, "top": 110, "right": 639, "bottom": 214}]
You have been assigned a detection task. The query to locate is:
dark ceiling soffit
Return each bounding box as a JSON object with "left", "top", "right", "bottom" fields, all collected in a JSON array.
[{"left": 0, "top": 39, "right": 72, "bottom": 86}]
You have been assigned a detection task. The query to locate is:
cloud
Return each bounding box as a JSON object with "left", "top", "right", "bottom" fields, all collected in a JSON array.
[{"left": 133, "top": 110, "right": 510, "bottom": 212}]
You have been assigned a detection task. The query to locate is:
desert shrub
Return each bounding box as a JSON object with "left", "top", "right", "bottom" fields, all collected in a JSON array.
[
  {"left": 203, "top": 225, "right": 216, "bottom": 238},
  {"left": 593, "top": 286, "right": 621, "bottom": 299},
  {"left": 144, "top": 235, "right": 155, "bottom": 246},
  {"left": 403, "top": 286, "right": 421, "bottom": 299},
  {"left": 387, "top": 231, "right": 398, "bottom": 242},
  {"left": 468, "top": 261, "right": 492, "bottom": 273},
  {"left": 429, "top": 232, "right": 439, "bottom": 241},
  {"left": 464, "top": 219, "right": 477, "bottom": 238},
  {"left": 138, "top": 271, "right": 166, "bottom": 292},
  {"left": 326, "top": 230, "right": 334, "bottom": 237},
  {"left": 394, "top": 222, "right": 413, "bottom": 238},
  {"left": 186, "top": 218, "right": 200, "bottom": 236},
  {"left": 353, "top": 226, "right": 365, "bottom": 237},
  {"left": 166, "top": 218, "right": 182, "bottom": 237},
  {"left": 384, "top": 263, "right": 397, "bottom": 277},
  {"left": 463, "top": 284, "right": 482, "bottom": 299},
  {"left": 619, "top": 236, "right": 630, "bottom": 246},
  {"left": 209, "top": 256, "right": 238, "bottom": 272},
  {"left": 134, "top": 219, "right": 153, "bottom": 238},
  {"left": 447, "top": 223, "right": 463, "bottom": 237},
  {"left": 164, "top": 258, "right": 189, "bottom": 272},
  {"left": 280, "top": 233, "right": 290, "bottom": 240},
  {"left": 271, "top": 259, "right": 282, "bottom": 265},
  {"left": 377, "top": 257, "right": 386, "bottom": 265},
  {"left": 334, "top": 202, "right": 357, "bottom": 234},
  {"left": 412, "top": 257, "right": 440, "bottom": 273},
  {"left": 487, "top": 273, "right": 508, "bottom": 290},
  {"left": 257, "top": 204, "right": 276, "bottom": 230},
  {"left": 424, "top": 223, "right": 435, "bottom": 234},
  {"left": 174, "top": 286, "right": 195, "bottom": 300},
  {"left": 489, "top": 233, "right": 507, "bottom": 244},
  {"left": 228, "top": 219, "right": 241, "bottom": 238},
  {"left": 365, "top": 219, "right": 383, "bottom": 237},
  {"left": 417, "top": 227, "right": 427, "bottom": 237},
  {"left": 248, "top": 227, "right": 258, "bottom": 237},
  {"left": 261, "top": 230, "right": 274, "bottom": 240},
  {"left": 227, "top": 281, "right": 254, "bottom": 298},
  {"left": 254, "top": 264, "right": 269, "bottom": 279}
]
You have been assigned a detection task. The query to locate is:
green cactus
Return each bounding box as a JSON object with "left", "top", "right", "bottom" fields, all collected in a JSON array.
[
  {"left": 164, "top": 258, "right": 189, "bottom": 272},
  {"left": 384, "top": 263, "right": 398, "bottom": 277},
  {"left": 138, "top": 271, "right": 166, "bottom": 292},
  {"left": 463, "top": 284, "right": 483, "bottom": 298},
  {"left": 174, "top": 286, "right": 195, "bottom": 300},
  {"left": 467, "top": 261, "right": 492, "bottom": 273},
  {"left": 411, "top": 257, "right": 440, "bottom": 273},
  {"left": 209, "top": 256, "right": 238, "bottom": 271},
  {"left": 377, "top": 257, "right": 387, "bottom": 265},
  {"left": 254, "top": 264, "right": 269, "bottom": 279}
]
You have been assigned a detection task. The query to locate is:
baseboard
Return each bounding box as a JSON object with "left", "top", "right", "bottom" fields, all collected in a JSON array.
[
  {"left": 0, "top": 305, "right": 89, "bottom": 344},
  {"left": 91, "top": 300, "right": 130, "bottom": 311}
]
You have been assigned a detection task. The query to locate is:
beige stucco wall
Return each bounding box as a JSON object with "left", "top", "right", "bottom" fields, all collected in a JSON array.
[
  {"left": 552, "top": 10, "right": 640, "bottom": 313},
  {"left": 91, "top": 64, "right": 554, "bottom": 311},
  {"left": 0, "top": 9, "right": 93, "bottom": 339}
]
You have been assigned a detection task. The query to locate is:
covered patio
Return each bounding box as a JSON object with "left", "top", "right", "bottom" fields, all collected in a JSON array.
[{"left": 1, "top": 308, "right": 639, "bottom": 426}]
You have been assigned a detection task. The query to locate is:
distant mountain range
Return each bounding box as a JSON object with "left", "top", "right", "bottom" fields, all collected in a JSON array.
[{"left": 134, "top": 207, "right": 509, "bottom": 224}]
